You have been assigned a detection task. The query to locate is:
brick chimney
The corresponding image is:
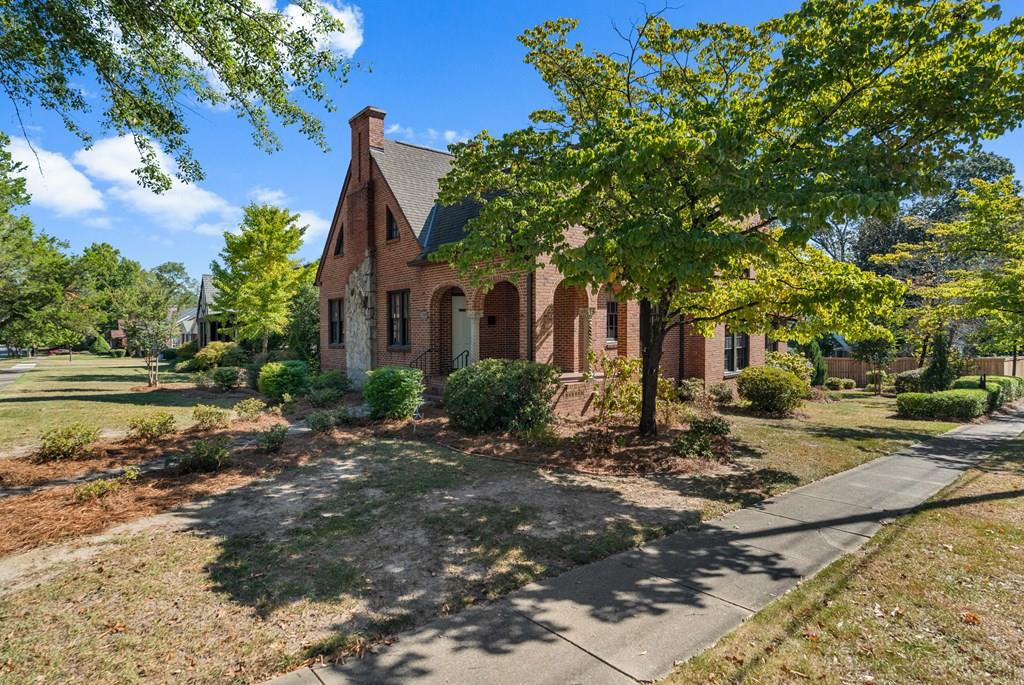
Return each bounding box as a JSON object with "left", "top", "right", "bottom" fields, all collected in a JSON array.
[{"left": 349, "top": 106, "right": 385, "bottom": 186}]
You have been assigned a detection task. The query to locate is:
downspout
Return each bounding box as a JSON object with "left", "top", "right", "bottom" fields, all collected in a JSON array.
[{"left": 526, "top": 272, "right": 535, "bottom": 362}]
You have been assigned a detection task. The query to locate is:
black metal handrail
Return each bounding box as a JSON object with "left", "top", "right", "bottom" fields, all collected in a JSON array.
[
  {"left": 452, "top": 349, "right": 469, "bottom": 370},
  {"left": 409, "top": 348, "right": 432, "bottom": 375}
]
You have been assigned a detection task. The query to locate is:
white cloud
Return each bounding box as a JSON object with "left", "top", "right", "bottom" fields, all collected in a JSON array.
[
  {"left": 83, "top": 216, "right": 113, "bottom": 229},
  {"left": 283, "top": 1, "right": 363, "bottom": 58},
  {"left": 254, "top": 0, "right": 278, "bottom": 11},
  {"left": 248, "top": 186, "right": 289, "bottom": 205},
  {"left": 296, "top": 209, "right": 330, "bottom": 242},
  {"left": 7, "top": 137, "right": 105, "bottom": 216},
  {"left": 73, "top": 135, "right": 240, "bottom": 234},
  {"left": 384, "top": 123, "right": 470, "bottom": 149}
]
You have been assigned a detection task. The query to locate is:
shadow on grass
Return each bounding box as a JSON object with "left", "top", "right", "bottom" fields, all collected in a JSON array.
[
  {"left": 803, "top": 424, "right": 946, "bottom": 446},
  {"left": 0, "top": 389, "right": 242, "bottom": 408}
]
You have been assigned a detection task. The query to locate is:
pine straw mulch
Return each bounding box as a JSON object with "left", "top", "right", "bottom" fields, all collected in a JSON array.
[
  {"left": 339, "top": 405, "right": 726, "bottom": 477},
  {"left": 0, "top": 418, "right": 325, "bottom": 557},
  {"left": 0, "top": 414, "right": 286, "bottom": 488}
]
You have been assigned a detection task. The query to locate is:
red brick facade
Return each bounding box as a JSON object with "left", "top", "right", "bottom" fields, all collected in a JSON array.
[{"left": 315, "top": 106, "right": 778, "bottom": 413}]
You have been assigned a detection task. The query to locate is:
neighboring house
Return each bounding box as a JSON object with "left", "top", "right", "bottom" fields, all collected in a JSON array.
[
  {"left": 196, "top": 274, "right": 232, "bottom": 348},
  {"left": 316, "top": 106, "right": 780, "bottom": 415},
  {"left": 106, "top": 320, "right": 127, "bottom": 349},
  {"left": 168, "top": 306, "right": 198, "bottom": 348}
]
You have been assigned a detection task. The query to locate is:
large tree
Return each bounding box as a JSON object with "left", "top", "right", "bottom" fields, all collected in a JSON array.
[
  {"left": 211, "top": 204, "right": 311, "bottom": 354},
  {"left": 436, "top": 2, "right": 1024, "bottom": 434},
  {"left": 1, "top": 0, "right": 355, "bottom": 190}
]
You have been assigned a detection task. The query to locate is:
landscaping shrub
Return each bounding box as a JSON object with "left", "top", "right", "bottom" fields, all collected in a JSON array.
[
  {"left": 175, "top": 340, "right": 198, "bottom": 360},
  {"left": 127, "top": 412, "right": 176, "bottom": 443},
  {"left": 707, "top": 382, "right": 734, "bottom": 405},
  {"left": 676, "top": 377, "right": 706, "bottom": 402},
  {"left": 38, "top": 423, "right": 101, "bottom": 461},
  {"left": 192, "top": 341, "right": 243, "bottom": 371},
  {"left": 951, "top": 375, "right": 1024, "bottom": 411},
  {"left": 804, "top": 340, "right": 827, "bottom": 386},
  {"left": 256, "top": 425, "right": 288, "bottom": 453},
  {"left": 896, "top": 389, "right": 989, "bottom": 420},
  {"left": 921, "top": 330, "right": 956, "bottom": 392},
  {"left": 310, "top": 370, "right": 352, "bottom": 393},
  {"left": 258, "top": 360, "right": 311, "bottom": 401},
  {"left": 90, "top": 336, "right": 111, "bottom": 355},
  {"left": 73, "top": 467, "right": 139, "bottom": 501},
  {"left": 160, "top": 347, "right": 177, "bottom": 361},
  {"left": 174, "top": 437, "right": 231, "bottom": 473},
  {"left": 824, "top": 377, "right": 842, "bottom": 390},
  {"left": 445, "top": 359, "right": 558, "bottom": 434},
  {"left": 765, "top": 351, "right": 813, "bottom": 385},
  {"left": 233, "top": 398, "right": 267, "bottom": 421},
  {"left": 110, "top": 349, "right": 126, "bottom": 358},
  {"left": 306, "top": 407, "right": 350, "bottom": 433},
  {"left": 192, "top": 404, "right": 231, "bottom": 430},
  {"left": 364, "top": 366, "right": 425, "bottom": 420},
  {"left": 894, "top": 368, "right": 925, "bottom": 394},
  {"left": 308, "top": 386, "right": 344, "bottom": 408},
  {"left": 865, "top": 369, "right": 894, "bottom": 388},
  {"left": 673, "top": 415, "right": 732, "bottom": 460},
  {"left": 737, "top": 367, "right": 807, "bottom": 414},
  {"left": 211, "top": 366, "right": 245, "bottom": 392}
]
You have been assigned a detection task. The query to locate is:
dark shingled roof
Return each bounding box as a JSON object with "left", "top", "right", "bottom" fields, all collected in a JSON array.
[
  {"left": 198, "top": 274, "right": 221, "bottom": 315},
  {"left": 369, "top": 140, "right": 480, "bottom": 255}
]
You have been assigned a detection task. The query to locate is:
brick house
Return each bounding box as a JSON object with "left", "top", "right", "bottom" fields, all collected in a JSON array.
[{"left": 315, "top": 106, "right": 780, "bottom": 416}]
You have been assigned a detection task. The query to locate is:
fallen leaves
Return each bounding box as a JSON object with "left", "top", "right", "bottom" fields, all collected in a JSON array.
[{"left": 961, "top": 611, "right": 983, "bottom": 626}]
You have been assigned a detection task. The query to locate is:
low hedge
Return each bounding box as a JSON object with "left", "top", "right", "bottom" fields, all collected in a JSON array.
[
  {"left": 444, "top": 359, "right": 559, "bottom": 434},
  {"left": 951, "top": 375, "right": 1024, "bottom": 411},
  {"left": 258, "top": 360, "right": 311, "bottom": 401},
  {"left": 896, "top": 389, "right": 989, "bottom": 420},
  {"left": 736, "top": 366, "right": 808, "bottom": 414},
  {"left": 363, "top": 366, "right": 424, "bottom": 420}
]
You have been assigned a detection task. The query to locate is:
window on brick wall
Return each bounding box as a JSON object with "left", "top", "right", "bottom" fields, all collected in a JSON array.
[
  {"left": 328, "top": 298, "right": 344, "bottom": 345},
  {"left": 333, "top": 223, "right": 344, "bottom": 256},
  {"left": 386, "top": 207, "right": 399, "bottom": 240},
  {"left": 387, "top": 290, "right": 410, "bottom": 347},
  {"left": 724, "top": 330, "right": 749, "bottom": 373},
  {"left": 605, "top": 295, "right": 618, "bottom": 342},
  {"left": 765, "top": 335, "right": 780, "bottom": 353}
]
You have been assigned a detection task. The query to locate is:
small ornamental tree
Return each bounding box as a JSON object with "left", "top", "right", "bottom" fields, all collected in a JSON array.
[
  {"left": 852, "top": 337, "right": 898, "bottom": 395},
  {"left": 434, "top": 4, "right": 1024, "bottom": 434},
  {"left": 803, "top": 340, "right": 827, "bottom": 387},
  {"left": 921, "top": 330, "right": 957, "bottom": 392}
]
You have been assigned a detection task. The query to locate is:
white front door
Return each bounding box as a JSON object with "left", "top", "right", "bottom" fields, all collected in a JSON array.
[{"left": 451, "top": 295, "right": 470, "bottom": 368}]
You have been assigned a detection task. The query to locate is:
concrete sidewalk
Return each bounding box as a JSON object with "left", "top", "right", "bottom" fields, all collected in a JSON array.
[
  {"left": 0, "top": 362, "right": 35, "bottom": 392},
  {"left": 272, "top": 408, "right": 1024, "bottom": 685}
]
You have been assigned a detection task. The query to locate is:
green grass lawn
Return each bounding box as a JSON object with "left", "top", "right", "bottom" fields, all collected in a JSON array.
[
  {"left": 0, "top": 354, "right": 237, "bottom": 452},
  {"left": 664, "top": 434, "right": 1024, "bottom": 685}
]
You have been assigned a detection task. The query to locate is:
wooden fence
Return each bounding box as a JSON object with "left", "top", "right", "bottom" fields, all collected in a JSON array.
[{"left": 825, "top": 356, "right": 1021, "bottom": 386}]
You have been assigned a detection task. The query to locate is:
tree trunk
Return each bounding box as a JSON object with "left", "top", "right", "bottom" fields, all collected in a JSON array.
[
  {"left": 1013, "top": 341, "right": 1019, "bottom": 378},
  {"left": 262, "top": 333, "right": 269, "bottom": 355},
  {"left": 918, "top": 338, "right": 929, "bottom": 367},
  {"left": 638, "top": 299, "right": 668, "bottom": 436},
  {"left": 68, "top": 348, "right": 73, "bottom": 363}
]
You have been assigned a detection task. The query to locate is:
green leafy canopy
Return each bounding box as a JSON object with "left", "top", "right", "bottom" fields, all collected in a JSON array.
[{"left": 1, "top": 0, "right": 355, "bottom": 190}]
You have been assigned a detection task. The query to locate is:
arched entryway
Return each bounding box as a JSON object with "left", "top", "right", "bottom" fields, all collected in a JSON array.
[
  {"left": 430, "top": 285, "right": 471, "bottom": 375},
  {"left": 479, "top": 281, "right": 520, "bottom": 361},
  {"left": 552, "top": 280, "right": 590, "bottom": 373}
]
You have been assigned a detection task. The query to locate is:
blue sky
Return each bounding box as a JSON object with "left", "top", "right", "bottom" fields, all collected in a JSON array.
[{"left": 4, "top": 0, "right": 1023, "bottom": 279}]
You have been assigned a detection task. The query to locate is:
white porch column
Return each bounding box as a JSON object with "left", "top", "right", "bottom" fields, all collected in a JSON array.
[{"left": 467, "top": 310, "right": 483, "bottom": 364}]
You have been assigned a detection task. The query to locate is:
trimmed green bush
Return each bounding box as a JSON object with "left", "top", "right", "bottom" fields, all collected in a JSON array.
[
  {"left": 824, "top": 377, "right": 843, "bottom": 390},
  {"left": 73, "top": 467, "right": 139, "bottom": 501},
  {"left": 127, "top": 412, "right": 176, "bottom": 443},
  {"left": 256, "top": 425, "right": 288, "bottom": 453},
  {"left": 233, "top": 398, "right": 267, "bottom": 421},
  {"left": 175, "top": 340, "right": 198, "bottom": 360},
  {"left": 842, "top": 378, "right": 856, "bottom": 389},
  {"left": 174, "top": 437, "right": 231, "bottom": 473},
  {"left": 38, "top": 423, "right": 101, "bottom": 461},
  {"left": 258, "top": 360, "right": 311, "bottom": 401},
  {"left": 211, "top": 366, "right": 245, "bottom": 392},
  {"left": 192, "top": 341, "right": 244, "bottom": 371},
  {"left": 951, "top": 375, "right": 1024, "bottom": 411},
  {"left": 192, "top": 404, "right": 231, "bottom": 430},
  {"left": 220, "top": 344, "right": 250, "bottom": 367},
  {"left": 444, "top": 359, "right": 559, "bottom": 434},
  {"left": 896, "top": 389, "right": 988, "bottom": 420},
  {"left": 894, "top": 368, "right": 925, "bottom": 394},
  {"left": 674, "top": 415, "right": 731, "bottom": 460},
  {"left": 737, "top": 367, "right": 808, "bottom": 414},
  {"left": 306, "top": 407, "right": 350, "bottom": 432},
  {"left": 766, "top": 351, "right": 813, "bottom": 384},
  {"left": 110, "top": 349, "right": 126, "bottom": 358},
  {"left": 363, "top": 366, "right": 425, "bottom": 420},
  {"left": 805, "top": 340, "right": 827, "bottom": 386},
  {"left": 310, "top": 370, "right": 352, "bottom": 393},
  {"left": 90, "top": 336, "right": 111, "bottom": 355},
  {"left": 707, "top": 382, "right": 734, "bottom": 404},
  {"left": 308, "top": 386, "right": 344, "bottom": 407}
]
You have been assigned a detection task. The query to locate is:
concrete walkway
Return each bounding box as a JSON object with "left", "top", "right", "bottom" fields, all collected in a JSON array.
[
  {"left": 0, "top": 362, "right": 35, "bottom": 392},
  {"left": 268, "top": 407, "right": 1024, "bottom": 685}
]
